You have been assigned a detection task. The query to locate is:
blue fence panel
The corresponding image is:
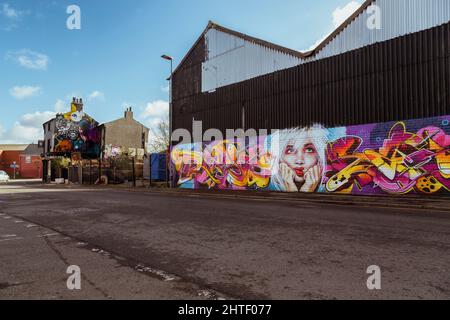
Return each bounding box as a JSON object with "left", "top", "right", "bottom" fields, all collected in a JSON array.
[{"left": 151, "top": 153, "right": 167, "bottom": 181}]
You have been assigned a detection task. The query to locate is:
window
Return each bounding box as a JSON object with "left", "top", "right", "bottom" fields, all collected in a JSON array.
[
  {"left": 47, "top": 139, "right": 51, "bottom": 153},
  {"left": 25, "top": 156, "right": 31, "bottom": 164}
]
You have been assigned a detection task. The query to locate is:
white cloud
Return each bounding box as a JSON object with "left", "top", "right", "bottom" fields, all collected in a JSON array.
[
  {"left": 139, "top": 100, "right": 169, "bottom": 134},
  {"left": 54, "top": 99, "right": 66, "bottom": 113},
  {"left": 9, "top": 85, "right": 41, "bottom": 100},
  {"left": 6, "top": 49, "right": 49, "bottom": 70},
  {"left": 5, "top": 124, "right": 42, "bottom": 143},
  {"left": 304, "top": 1, "right": 362, "bottom": 51},
  {"left": 332, "top": 1, "right": 362, "bottom": 28},
  {"left": 141, "top": 100, "right": 169, "bottom": 119},
  {"left": 88, "top": 90, "right": 105, "bottom": 101},
  {"left": 1, "top": 3, "right": 21, "bottom": 19},
  {"left": 19, "top": 111, "right": 55, "bottom": 128},
  {"left": 305, "top": 33, "right": 331, "bottom": 52},
  {"left": 0, "top": 111, "right": 55, "bottom": 144}
]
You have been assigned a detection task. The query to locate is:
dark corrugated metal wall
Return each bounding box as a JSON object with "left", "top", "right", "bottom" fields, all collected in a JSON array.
[{"left": 172, "top": 22, "right": 450, "bottom": 135}]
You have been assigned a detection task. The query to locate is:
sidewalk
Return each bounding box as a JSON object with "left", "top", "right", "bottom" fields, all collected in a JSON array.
[
  {"left": 39, "top": 181, "right": 450, "bottom": 214},
  {"left": 0, "top": 212, "right": 208, "bottom": 300}
]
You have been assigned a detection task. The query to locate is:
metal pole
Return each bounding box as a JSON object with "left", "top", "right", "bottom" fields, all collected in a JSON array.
[
  {"left": 161, "top": 55, "right": 174, "bottom": 189},
  {"left": 149, "top": 154, "right": 152, "bottom": 188},
  {"left": 132, "top": 157, "right": 136, "bottom": 187},
  {"left": 169, "top": 59, "right": 173, "bottom": 188},
  {"left": 99, "top": 157, "right": 102, "bottom": 183}
]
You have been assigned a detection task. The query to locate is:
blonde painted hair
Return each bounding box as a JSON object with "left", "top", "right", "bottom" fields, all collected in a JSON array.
[{"left": 265, "top": 124, "right": 329, "bottom": 192}]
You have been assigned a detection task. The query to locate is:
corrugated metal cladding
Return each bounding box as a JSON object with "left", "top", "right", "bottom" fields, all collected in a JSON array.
[
  {"left": 202, "top": 28, "right": 302, "bottom": 92},
  {"left": 310, "top": 0, "right": 450, "bottom": 62},
  {"left": 199, "top": 0, "right": 450, "bottom": 92},
  {"left": 172, "top": 22, "right": 450, "bottom": 136}
]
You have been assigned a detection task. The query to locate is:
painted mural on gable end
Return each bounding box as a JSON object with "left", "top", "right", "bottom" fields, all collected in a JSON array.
[
  {"left": 54, "top": 98, "right": 100, "bottom": 156},
  {"left": 171, "top": 115, "right": 450, "bottom": 196},
  {"left": 103, "top": 145, "right": 146, "bottom": 160}
]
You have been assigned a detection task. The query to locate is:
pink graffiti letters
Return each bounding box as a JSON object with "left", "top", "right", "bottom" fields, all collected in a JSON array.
[{"left": 172, "top": 116, "right": 450, "bottom": 195}]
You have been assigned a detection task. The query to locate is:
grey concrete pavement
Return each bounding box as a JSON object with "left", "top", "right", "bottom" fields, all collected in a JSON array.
[
  {"left": 0, "top": 208, "right": 213, "bottom": 300},
  {"left": 0, "top": 183, "right": 450, "bottom": 299}
]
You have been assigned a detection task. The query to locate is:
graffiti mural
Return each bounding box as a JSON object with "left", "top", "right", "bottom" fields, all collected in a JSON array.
[
  {"left": 104, "top": 145, "right": 146, "bottom": 160},
  {"left": 171, "top": 115, "right": 450, "bottom": 196},
  {"left": 54, "top": 99, "right": 100, "bottom": 156}
]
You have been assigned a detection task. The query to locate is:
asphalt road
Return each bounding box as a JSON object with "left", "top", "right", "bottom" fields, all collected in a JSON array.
[{"left": 1, "top": 182, "right": 450, "bottom": 299}]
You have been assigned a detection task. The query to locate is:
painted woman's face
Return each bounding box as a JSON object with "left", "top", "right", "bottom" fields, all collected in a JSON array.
[{"left": 281, "top": 139, "right": 319, "bottom": 183}]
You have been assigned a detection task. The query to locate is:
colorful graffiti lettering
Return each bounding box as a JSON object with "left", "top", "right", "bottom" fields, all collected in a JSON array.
[
  {"left": 172, "top": 115, "right": 450, "bottom": 196},
  {"left": 54, "top": 100, "right": 100, "bottom": 156},
  {"left": 172, "top": 139, "right": 273, "bottom": 190},
  {"left": 325, "top": 121, "right": 450, "bottom": 195}
]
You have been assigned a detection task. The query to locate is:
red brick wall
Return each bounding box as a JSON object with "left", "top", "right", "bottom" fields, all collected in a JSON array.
[
  {"left": 0, "top": 151, "right": 21, "bottom": 177},
  {"left": 19, "top": 155, "right": 42, "bottom": 179}
]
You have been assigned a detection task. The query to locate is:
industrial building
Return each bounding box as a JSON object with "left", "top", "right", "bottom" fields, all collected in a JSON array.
[
  {"left": 171, "top": 0, "right": 450, "bottom": 196},
  {"left": 172, "top": 0, "right": 450, "bottom": 134}
]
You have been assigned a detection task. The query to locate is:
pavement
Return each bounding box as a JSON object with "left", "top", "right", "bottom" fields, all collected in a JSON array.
[
  {"left": 0, "top": 212, "right": 205, "bottom": 300},
  {"left": 0, "top": 181, "right": 450, "bottom": 300}
]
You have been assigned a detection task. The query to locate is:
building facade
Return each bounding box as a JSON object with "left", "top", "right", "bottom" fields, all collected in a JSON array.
[
  {"left": 99, "top": 107, "right": 149, "bottom": 160},
  {"left": 19, "top": 144, "right": 44, "bottom": 179},
  {"left": 0, "top": 144, "right": 43, "bottom": 179},
  {"left": 0, "top": 145, "right": 27, "bottom": 177},
  {"left": 171, "top": 0, "right": 450, "bottom": 197},
  {"left": 172, "top": 0, "right": 450, "bottom": 135},
  {"left": 42, "top": 98, "right": 100, "bottom": 157},
  {"left": 42, "top": 98, "right": 101, "bottom": 182}
]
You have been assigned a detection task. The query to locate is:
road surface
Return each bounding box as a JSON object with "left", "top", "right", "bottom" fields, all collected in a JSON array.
[{"left": 0, "top": 182, "right": 449, "bottom": 299}]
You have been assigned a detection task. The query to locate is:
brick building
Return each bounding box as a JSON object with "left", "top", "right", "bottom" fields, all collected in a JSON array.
[
  {"left": 19, "top": 144, "right": 44, "bottom": 179},
  {"left": 0, "top": 145, "right": 26, "bottom": 177}
]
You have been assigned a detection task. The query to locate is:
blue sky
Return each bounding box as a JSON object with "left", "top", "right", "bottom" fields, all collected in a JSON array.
[{"left": 0, "top": 0, "right": 362, "bottom": 144}]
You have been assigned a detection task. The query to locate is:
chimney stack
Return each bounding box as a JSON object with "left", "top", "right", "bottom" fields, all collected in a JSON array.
[
  {"left": 125, "top": 107, "right": 133, "bottom": 120},
  {"left": 73, "top": 97, "right": 84, "bottom": 112}
]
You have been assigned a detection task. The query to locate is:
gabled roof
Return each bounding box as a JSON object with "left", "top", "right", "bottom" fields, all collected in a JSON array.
[
  {"left": 207, "top": 21, "right": 305, "bottom": 59},
  {"left": 173, "top": 0, "right": 374, "bottom": 74},
  {"left": 172, "top": 20, "right": 305, "bottom": 76},
  {"left": 22, "top": 144, "right": 44, "bottom": 155},
  {"left": 0, "top": 144, "right": 29, "bottom": 151},
  {"left": 305, "top": 0, "right": 375, "bottom": 57},
  {"left": 101, "top": 109, "right": 149, "bottom": 130},
  {"left": 100, "top": 117, "right": 149, "bottom": 131}
]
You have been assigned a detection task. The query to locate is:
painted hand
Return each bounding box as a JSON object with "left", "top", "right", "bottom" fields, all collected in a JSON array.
[
  {"left": 279, "top": 163, "right": 299, "bottom": 192},
  {"left": 300, "top": 164, "right": 322, "bottom": 193}
]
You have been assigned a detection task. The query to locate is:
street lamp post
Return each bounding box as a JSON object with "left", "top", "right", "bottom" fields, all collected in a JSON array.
[{"left": 161, "top": 54, "right": 173, "bottom": 188}]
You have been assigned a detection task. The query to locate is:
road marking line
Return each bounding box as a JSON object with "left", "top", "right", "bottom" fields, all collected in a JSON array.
[
  {"left": 1, "top": 234, "right": 17, "bottom": 238},
  {"left": 0, "top": 237, "right": 23, "bottom": 242},
  {"left": 134, "top": 264, "right": 179, "bottom": 282},
  {"left": 37, "top": 233, "right": 59, "bottom": 238}
]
